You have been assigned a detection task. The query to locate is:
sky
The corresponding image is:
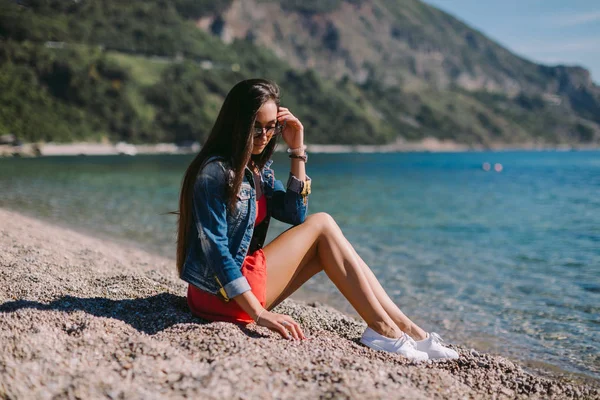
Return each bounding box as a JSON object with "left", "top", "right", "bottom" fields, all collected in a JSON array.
[{"left": 423, "top": 0, "right": 600, "bottom": 84}]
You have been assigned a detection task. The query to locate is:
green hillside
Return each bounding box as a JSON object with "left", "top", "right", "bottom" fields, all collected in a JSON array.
[{"left": 0, "top": 0, "right": 598, "bottom": 145}]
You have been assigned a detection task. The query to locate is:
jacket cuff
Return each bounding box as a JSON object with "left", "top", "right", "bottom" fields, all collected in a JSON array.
[
  {"left": 287, "top": 173, "right": 311, "bottom": 194},
  {"left": 223, "top": 276, "right": 251, "bottom": 298}
]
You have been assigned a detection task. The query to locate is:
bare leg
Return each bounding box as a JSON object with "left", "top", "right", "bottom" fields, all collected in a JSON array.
[
  {"left": 264, "top": 213, "right": 427, "bottom": 340},
  {"left": 263, "top": 213, "right": 401, "bottom": 338},
  {"left": 345, "top": 240, "right": 427, "bottom": 340},
  {"left": 266, "top": 246, "right": 323, "bottom": 311}
]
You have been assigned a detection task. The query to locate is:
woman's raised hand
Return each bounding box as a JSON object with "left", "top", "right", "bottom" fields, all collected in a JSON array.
[
  {"left": 277, "top": 107, "right": 304, "bottom": 149},
  {"left": 256, "top": 309, "right": 307, "bottom": 340}
]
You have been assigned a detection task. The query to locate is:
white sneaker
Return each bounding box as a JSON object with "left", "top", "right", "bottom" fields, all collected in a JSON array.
[
  {"left": 414, "top": 332, "right": 459, "bottom": 360},
  {"left": 360, "top": 327, "right": 429, "bottom": 361}
]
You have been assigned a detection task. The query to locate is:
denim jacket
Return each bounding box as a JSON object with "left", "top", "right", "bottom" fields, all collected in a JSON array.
[{"left": 180, "top": 155, "right": 311, "bottom": 300}]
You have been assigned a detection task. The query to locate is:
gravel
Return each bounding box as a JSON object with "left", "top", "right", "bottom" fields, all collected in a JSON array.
[{"left": 1, "top": 208, "right": 598, "bottom": 399}]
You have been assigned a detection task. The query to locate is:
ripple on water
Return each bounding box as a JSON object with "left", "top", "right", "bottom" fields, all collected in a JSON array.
[{"left": 578, "top": 282, "right": 600, "bottom": 294}]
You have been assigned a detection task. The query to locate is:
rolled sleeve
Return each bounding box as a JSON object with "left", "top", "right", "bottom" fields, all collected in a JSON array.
[
  {"left": 193, "top": 162, "right": 251, "bottom": 299},
  {"left": 270, "top": 172, "right": 310, "bottom": 225},
  {"left": 286, "top": 173, "right": 311, "bottom": 194},
  {"left": 223, "top": 277, "right": 251, "bottom": 298}
]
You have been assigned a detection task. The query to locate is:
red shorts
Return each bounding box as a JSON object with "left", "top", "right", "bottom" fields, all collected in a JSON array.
[{"left": 187, "top": 249, "right": 267, "bottom": 325}]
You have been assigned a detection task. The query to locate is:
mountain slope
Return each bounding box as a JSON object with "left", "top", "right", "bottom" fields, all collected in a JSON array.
[
  {"left": 198, "top": 0, "right": 600, "bottom": 144},
  {"left": 0, "top": 0, "right": 598, "bottom": 146}
]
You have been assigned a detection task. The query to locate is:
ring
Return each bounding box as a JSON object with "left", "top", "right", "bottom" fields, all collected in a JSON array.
[{"left": 281, "top": 321, "right": 290, "bottom": 326}]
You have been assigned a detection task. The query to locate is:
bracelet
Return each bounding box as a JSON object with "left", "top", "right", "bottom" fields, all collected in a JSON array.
[
  {"left": 289, "top": 153, "right": 308, "bottom": 163},
  {"left": 287, "top": 145, "right": 307, "bottom": 155},
  {"left": 255, "top": 308, "right": 266, "bottom": 324}
]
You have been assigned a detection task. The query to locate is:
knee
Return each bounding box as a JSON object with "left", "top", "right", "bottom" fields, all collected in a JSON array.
[{"left": 305, "top": 212, "right": 338, "bottom": 234}]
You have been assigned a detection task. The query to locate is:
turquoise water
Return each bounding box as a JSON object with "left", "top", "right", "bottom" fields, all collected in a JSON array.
[{"left": 1, "top": 151, "right": 599, "bottom": 379}]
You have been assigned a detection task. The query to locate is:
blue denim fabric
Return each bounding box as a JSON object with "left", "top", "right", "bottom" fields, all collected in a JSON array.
[{"left": 180, "top": 156, "right": 310, "bottom": 299}]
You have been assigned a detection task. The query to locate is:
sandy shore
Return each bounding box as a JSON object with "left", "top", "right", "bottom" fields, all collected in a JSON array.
[{"left": 0, "top": 208, "right": 598, "bottom": 399}]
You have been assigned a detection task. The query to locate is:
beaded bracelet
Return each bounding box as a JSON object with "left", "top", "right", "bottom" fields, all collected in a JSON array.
[
  {"left": 289, "top": 153, "right": 308, "bottom": 163},
  {"left": 287, "top": 145, "right": 307, "bottom": 155}
]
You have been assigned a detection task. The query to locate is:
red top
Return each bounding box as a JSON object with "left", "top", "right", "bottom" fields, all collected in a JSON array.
[
  {"left": 187, "top": 194, "right": 268, "bottom": 325},
  {"left": 255, "top": 195, "right": 267, "bottom": 226}
]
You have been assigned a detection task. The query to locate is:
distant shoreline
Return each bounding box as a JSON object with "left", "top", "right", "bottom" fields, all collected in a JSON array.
[{"left": 1, "top": 139, "right": 599, "bottom": 157}]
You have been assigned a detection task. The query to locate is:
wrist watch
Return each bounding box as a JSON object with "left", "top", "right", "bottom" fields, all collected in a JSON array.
[{"left": 289, "top": 153, "right": 308, "bottom": 163}]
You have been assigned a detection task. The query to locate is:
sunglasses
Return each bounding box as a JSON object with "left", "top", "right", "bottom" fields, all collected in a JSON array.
[{"left": 252, "top": 120, "right": 286, "bottom": 139}]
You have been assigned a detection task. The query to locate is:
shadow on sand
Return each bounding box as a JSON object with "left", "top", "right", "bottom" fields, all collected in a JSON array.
[{"left": 0, "top": 293, "right": 268, "bottom": 338}]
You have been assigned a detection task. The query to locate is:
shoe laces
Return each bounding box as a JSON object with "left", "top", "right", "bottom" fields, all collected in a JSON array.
[
  {"left": 429, "top": 332, "right": 445, "bottom": 345},
  {"left": 394, "top": 333, "right": 415, "bottom": 349}
]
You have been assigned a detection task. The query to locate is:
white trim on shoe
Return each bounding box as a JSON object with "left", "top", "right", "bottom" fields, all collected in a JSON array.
[
  {"left": 414, "top": 332, "right": 459, "bottom": 360},
  {"left": 360, "top": 327, "right": 429, "bottom": 362}
]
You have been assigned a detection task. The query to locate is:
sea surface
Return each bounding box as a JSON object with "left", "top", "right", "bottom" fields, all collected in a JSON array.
[{"left": 1, "top": 151, "right": 599, "bottom": 380}]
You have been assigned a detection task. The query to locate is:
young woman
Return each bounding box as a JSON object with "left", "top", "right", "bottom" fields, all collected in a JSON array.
[{"left": 176, "top": 79, "right": 458, "bottom": 361}]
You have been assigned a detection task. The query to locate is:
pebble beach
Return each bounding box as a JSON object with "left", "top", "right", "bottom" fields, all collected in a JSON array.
[{"left": 1, "top": 208, "right": 598, "bottom": 399}]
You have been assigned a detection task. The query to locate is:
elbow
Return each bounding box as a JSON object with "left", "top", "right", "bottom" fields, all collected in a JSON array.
[
  {"left": 272, "top": 209, "right": 304, "bottom": 226},
  {"left": 298, "top": 201, "right": 309, "bottom": 224},
  {"left": 292, "top": 201, "right": 308, "bottom": 225},
  {"left": 290, "top": 215, "right": 304, "bottom": 226},
  {"left": 272, "top": 196, "right": 308, "bottom": 225},
  {"left": 290, "top": 208, "right": 308, "bottom": 226}
]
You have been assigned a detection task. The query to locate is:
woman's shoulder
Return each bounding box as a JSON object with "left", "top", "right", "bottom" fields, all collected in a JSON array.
[
  {"left": 203, "top": 155, "right": 229, "bottom": 170},
  {"left": 197, "top": 156, "right": 233, "bottom": 183}
]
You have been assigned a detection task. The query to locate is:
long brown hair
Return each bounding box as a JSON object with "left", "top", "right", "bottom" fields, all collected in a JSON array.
[{"left": 175, "top": 79, "right": 281, "bottom": 275}]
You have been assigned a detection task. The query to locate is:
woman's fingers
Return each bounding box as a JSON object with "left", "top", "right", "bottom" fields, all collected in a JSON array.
[
  {"left": 278, "top": 116, "right": 302, "bottom": 131},
  {"left": 277, "top": 112, "right": 295, "bottom": 122},
  {"left": 277, "top": 108, "right": 303, "bottom": 131},
  {"left": 281, "top": 320, "right": 299, "bottom": 340},
  {"left": 273, "top": 322, "right": 291, "bottom": 340},
  {"left": 282, "top": 317, "right": 306, "bottom": 340},
  {"left": 277, "top": 110, "right": 298, "bottom": 122},
  {"left": 261, "top": 311, "right": 306, "bottom": 340},
  {"left": 282, "top": 317, "right": 301, "bottom": 338},
  {"left": 293, "top": 321, "right": 307, "bottom": 340},
  {"left": 287, "top": 319, "right": 306, "bottom": 340}
]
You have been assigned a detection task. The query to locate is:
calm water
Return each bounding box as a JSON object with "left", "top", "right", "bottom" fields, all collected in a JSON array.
[{"left": 1, "top": 151, "right": 599, "bottom": 380}]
